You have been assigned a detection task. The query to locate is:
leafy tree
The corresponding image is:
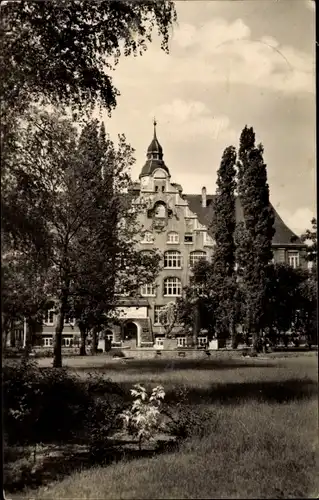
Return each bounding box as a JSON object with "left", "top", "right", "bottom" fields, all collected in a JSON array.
[
  {"left": 1, "top": 0, "right": 176, "bottom": 116},
  {"left": 236, "top": 126, "right": 275, "bottom": 352},
  {"left": 1, "top": 240, "right": 55, "bottom": 353},
  {"left": 296, "top": 267, "right": 317, "bottom": 348},
  {"left": 2, "top": 111, "right": 159, "bottom": 366},
  {"left": 301, "top": 218, "right": 317, "bottom": 265},
  {"left": 210, "top": 146, "right": 237, "bottom": 347},
  {"left": 262, "top": 264, "right": 306, "bottom": 343},
  {"left": 1, "top": 0, "right": 176, "bottom": 275},
  {"left": 178, "top": 259, "right": 216, "bottom": 344}
]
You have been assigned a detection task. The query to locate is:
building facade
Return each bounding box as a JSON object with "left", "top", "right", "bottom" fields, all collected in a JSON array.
[{"left": 8, "top": 123, "right": 307, "bottom": 350}]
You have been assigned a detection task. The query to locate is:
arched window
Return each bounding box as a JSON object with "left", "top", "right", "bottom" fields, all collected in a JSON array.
[
  {"left": 189, "top": 251, "right": 207, "bottom": 267},
  {"left": 167, "top": 231, "right": 179, "bottom": 244},
  {"left": 164, "top": 250, "right": 182, "bottom": 269},
  {"left": 141, "top": 231, "right": 154, "bottom": 243},
  {"left": 163, "top": 277, "right": 182, "bottom": 296},
  {"left": 154, "top": 202, "right": 166, "bottom": 218}
]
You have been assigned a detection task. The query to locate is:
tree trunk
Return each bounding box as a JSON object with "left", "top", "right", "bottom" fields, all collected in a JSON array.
[
  {"left": 79, "top": 326, "right": 87, "bottom": 356},
  {"left": 53, "top": 290, "right": 68, "bottom": 368},
  {"left": 230, "top": 317, "right": 237, "bottom": 349},
  {"left": 1, "top": 315, "right": 10, "bottom": 352},
  {"left": 91, "top": 328, "right": 97, "bottom": 355},
  {"left": 23, "top": 322, "right": 31, "bottom": 359},
  {"left": 251, "top": 330, "right": 258, "bottom": 353},
  {"left": 23, "top": 318, "right": 35, "bottom": 358},
  {"left": 192, "top": 301, "right": 200, "bottom": 348}
]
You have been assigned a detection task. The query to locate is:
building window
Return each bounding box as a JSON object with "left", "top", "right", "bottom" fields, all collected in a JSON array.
[
  {"left": 177, "top": 337, "right": 186, "bottom": 347},
  {"left": 44, "top": 337, "right": 53, "bottom": 347},
  {"left": 65, "top": 314, "right": 75, "bottom": 325},
  {"left": 44, "top": 309, "right": 55, "bottom": 325},
  {"left": 154, "top": 202, "right": 166, "bottom": 218},
  {"left": 141, "top": 283, "right": 156, "bottom": 296},
  {"left": 154, "top": 305, "right": 166, "bottom": 325},
  {"left": 141, "top": 231, "right": 154, "bottom": 244},
  {"left": 288, "top": 251, "right": 300, "bottom": 268},
  {"left": 62, "top": 337, "right": 72, "bottom": 347},
  {"left": 163, "top": 277, "right": 182, "bottom": 297},
  {"left": 155, "top": 337, "right": 164, "bottom": 347},
  {"left": 155, "top": 185, "right": 159, "bottom": 192},
  {"left": 164, "top": 250, "right": 182, "bottom": 269},
  {"left": 162, "top": 186, "right": 165, "bottom": 192},
  {"left": 189, "top": 251, "right": 207, "bottom": 267},
  {"left": 14, "top": 329, "right": 23, "bottom": 342},
  {"left": 197, "top": 336, "right": 208, "bottom": 348},
  {"left": 167, "top": 232, "right": 179, "bottom": 244},
  {"left": 184, "top": 233, "right": 193, "bottom": 244}
]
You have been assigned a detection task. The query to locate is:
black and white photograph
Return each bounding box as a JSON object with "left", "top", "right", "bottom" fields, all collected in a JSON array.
[{"left": 1, "top": 0, "right": 317, "bottom": 498}]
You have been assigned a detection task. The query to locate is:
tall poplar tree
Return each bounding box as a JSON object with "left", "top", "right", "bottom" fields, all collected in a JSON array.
[
  {"left": 236, "top": 126, "right": 275, "bottom": 352},
  {"left": 211, "top": 146, "right": 237, "bottom": 347}
]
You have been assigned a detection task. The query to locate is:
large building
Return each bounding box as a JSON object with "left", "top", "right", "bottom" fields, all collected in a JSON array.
[{"left": 10, "top": 123, "right": 307, "bottom": 350}]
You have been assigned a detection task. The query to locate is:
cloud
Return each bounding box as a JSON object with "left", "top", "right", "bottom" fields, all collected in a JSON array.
[
  {"left": 111, "top": 15, "right": 314, "bottom": 96},
  {"left": 173, "top": 18, "right": 250, "bottom": 49},
  {"left": 152, "top": 99, "right": 236, "bottom": 142},
  {"left": 169, "top": 19, "right": 315, "bottom": 94},
  {"left": 280, "top": 207, "right": 315, "bottom": 236}
]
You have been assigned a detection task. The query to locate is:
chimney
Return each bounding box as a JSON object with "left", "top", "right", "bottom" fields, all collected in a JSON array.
[{"left": 201, "top": 186, "right": 207, "bottom": 207}]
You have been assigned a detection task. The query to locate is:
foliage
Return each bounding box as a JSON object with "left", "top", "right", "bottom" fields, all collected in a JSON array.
[
  {"left": 120, "top": 384, "right": 166, "bottom": 449},
  {"left": 210, "top": 145, "right": 237, "bottom": 346},
  {"left": 3, "top": 358, "right": 125, "bottom": 447},
  {"left": 167, "top": 405, "right": 216, "bottom": 441},
  {"left": 163, "top": 385, "right": 216, "bottom": 440},
  {"left": 236, "top": 126, "right": 275, "bottom": 351},
  {"left": 3, "top": 357, "right": 318, "bottom": 497},
  {"left": 158, "top": 301, "right": 180, "bottom": 337},
  {"left": 1, "top": 249, "right": 54, "bottom": 351},
  {"left": 1, "top": 0, "right": 176, "bottom": 116},
  {"left": 2, "top": 110, "right": 160, "bottom": 365},
  {"left": 301, "top": 218, "right": 317, "bottom": 264},
  {"left": 1, "top": 0, "right": 173, "bottom": 362},
  {"left": 295, "top": 267, "right": 317, "bottom": 346}
]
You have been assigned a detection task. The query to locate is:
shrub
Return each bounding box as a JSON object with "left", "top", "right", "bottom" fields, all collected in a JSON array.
[
  {"left": 163, "top": 386, "right": 217, "bottom": 441},
  {"left": 3, "top": 359, "right": 126, "bottom": 448},
  {"left": 119, "top": 384, "right": 166, "bottom": 450},
  {"left": 166, "top": 405, "right": 216, "bottom": 440},
  {"left": 85, "top": 396, "right": 124, "bottom": 462}
]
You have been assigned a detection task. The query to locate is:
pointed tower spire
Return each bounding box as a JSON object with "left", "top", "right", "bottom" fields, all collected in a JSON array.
[
  {"left": 153, "top": 117, "right": 157, "bottom": 139},
  {"left": 139, "top": 120, "right": 170, "bottom": 179}
]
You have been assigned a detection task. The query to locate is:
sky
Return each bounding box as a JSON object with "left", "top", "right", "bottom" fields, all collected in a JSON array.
[{"left": 101, "top": 0, "right": 316, "bottom": 236}]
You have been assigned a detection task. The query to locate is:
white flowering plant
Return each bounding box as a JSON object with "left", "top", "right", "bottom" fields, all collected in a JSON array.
[{"left": 119, "top": 384, "right": 166, "bottom": 450}]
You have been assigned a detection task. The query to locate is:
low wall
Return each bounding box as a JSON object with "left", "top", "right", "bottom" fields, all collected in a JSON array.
[{"left": 121, "top": 348, "right": 245, "bottom": 360}]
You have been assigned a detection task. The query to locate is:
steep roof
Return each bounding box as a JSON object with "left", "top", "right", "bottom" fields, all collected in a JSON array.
[
  {"left": 185, "top": 194, "right": 303, "bottom": 246},
  {"left": 139, "top": 158, "right": 170, "bottom": 178}
]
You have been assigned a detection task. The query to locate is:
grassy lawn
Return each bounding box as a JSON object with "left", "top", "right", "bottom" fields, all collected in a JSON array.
[{"left": 9, "top": 354, "right": 319, "bottom": 499}]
